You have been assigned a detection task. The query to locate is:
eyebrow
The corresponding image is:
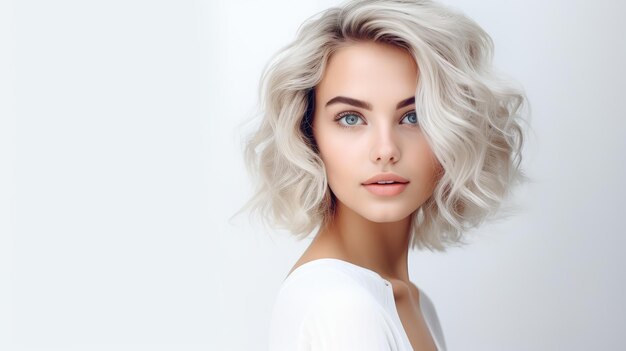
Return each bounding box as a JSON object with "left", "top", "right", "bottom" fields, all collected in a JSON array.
[{"left": 324, "top": 96, "right": 415, "bottom": 111}]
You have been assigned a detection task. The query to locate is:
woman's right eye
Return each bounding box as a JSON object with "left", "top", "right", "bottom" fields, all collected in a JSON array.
[{"left": 335, "top": 112, "right": 365, "bottom": 127}]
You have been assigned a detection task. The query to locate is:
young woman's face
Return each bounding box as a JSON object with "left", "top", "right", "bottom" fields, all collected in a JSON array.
[{"left": 312, "top": 41, "right": 441, "bottom": 223}]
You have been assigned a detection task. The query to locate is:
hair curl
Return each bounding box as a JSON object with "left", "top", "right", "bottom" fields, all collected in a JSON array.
[{"left": 239, "top": 0, "right": 531, "bottom": 252}]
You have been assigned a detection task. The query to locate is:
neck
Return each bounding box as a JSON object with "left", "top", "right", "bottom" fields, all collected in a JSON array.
[{"left": 315, "top": 200, "right": 413, "bottom": 282}]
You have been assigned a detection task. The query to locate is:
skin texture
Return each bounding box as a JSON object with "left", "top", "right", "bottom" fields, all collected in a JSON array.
[{"left": 290, "top": 41, "right": 440, "bottom": 351}]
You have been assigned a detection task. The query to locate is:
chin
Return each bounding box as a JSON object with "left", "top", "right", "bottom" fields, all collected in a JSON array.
[{"left": 358, "top": 207, "right": 415, "bottom": 224}]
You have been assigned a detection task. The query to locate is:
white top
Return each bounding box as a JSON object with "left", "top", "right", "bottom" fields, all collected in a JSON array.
[{"left": 268, "top": 258, "right": 446, "bottom": 351}]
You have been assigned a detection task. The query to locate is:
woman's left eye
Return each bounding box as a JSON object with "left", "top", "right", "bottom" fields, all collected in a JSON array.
[{"left": 400, "top": 111, "right": 418, "bottom": 125}]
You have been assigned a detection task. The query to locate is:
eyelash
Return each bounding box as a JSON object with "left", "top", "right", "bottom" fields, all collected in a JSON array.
[{"left": 334, "top": 111, "right": 418, "bottom": 129}]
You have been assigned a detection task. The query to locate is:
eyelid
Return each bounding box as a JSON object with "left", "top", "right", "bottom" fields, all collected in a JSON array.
[
  {"left": 401, "top": 109, "right": 416, "bottom": 117},
  {"left": 335, "top": 110, "right": 365, "bottom": 120}
]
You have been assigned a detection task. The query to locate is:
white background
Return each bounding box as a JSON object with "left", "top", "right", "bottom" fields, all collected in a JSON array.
[{"left": 1, "top": 0, "right": 624, "bottom": 350}]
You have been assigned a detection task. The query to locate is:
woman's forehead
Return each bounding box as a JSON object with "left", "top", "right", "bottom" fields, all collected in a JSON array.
[{"left": 316, "top": 42, "right": 418, "bottom": 107}]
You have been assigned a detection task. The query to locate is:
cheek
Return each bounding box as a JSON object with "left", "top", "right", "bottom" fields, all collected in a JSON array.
[
  {"left": 321, "top": 145, "right": 353, "bottom": 180},
  {"left": 408, "top": 141, "right": 440, "bottom": 190},
  {"left": 314, "top": 130, "right": 363, "bottom": 185}
]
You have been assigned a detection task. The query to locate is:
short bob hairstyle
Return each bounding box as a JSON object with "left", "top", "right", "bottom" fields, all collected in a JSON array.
[{"left": 242, "top": 0, "right": 530, "bottom": 252}]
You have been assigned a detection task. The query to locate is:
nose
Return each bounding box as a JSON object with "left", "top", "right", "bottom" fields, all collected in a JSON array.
[{"left": 369, "top": 127, "right": 401, "bottom": 165}]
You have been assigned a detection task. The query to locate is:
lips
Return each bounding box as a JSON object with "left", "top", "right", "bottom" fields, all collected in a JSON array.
[
  {"left": 362, "top": 173, "right": 409, "bottom": 185},
  {"left": 362, "top": 173, "right": 409, "bottom": 196}
]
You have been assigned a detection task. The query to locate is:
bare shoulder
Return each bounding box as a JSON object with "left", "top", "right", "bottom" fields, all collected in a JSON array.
[
  {"left": 410, "top": 283, "right": 446, "bottom": 348},
  {"left": 410, "top": 282, "right": 435, "bottom": 309},
  {"left": 287, "top": 231, "right": 348, "bottom": 276},
  {"left": 409, "top": 281, "right": 423, "bottom": 302}
]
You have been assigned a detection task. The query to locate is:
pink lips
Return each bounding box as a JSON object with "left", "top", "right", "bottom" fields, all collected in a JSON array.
[
  {"left": 363, "top": 183, "right": 408, "bottom": 196},
  {"left": 362, "top": 173, "right": 409, "bottom": 196}
]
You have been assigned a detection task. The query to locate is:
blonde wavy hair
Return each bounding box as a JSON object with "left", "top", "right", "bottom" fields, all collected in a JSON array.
[{"left": 239, "top": 0, "right": 531, "bottom": 252}]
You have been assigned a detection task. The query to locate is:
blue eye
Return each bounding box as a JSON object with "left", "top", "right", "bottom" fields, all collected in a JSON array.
[
  {"left": 401, "top": 111, "right": 418, "bottom": 125},
  {"left": 336, "top": 112, "right": 365, "bottom": 126}
]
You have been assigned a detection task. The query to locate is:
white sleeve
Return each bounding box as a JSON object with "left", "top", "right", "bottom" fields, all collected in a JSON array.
[{"left": 298, "top": 288, "right": 397, "bottom": 351}]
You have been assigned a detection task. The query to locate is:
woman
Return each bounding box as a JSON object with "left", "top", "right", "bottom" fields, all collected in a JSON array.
[{"left": 241, "top": 0, "right": 529, "bottom": 350}]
